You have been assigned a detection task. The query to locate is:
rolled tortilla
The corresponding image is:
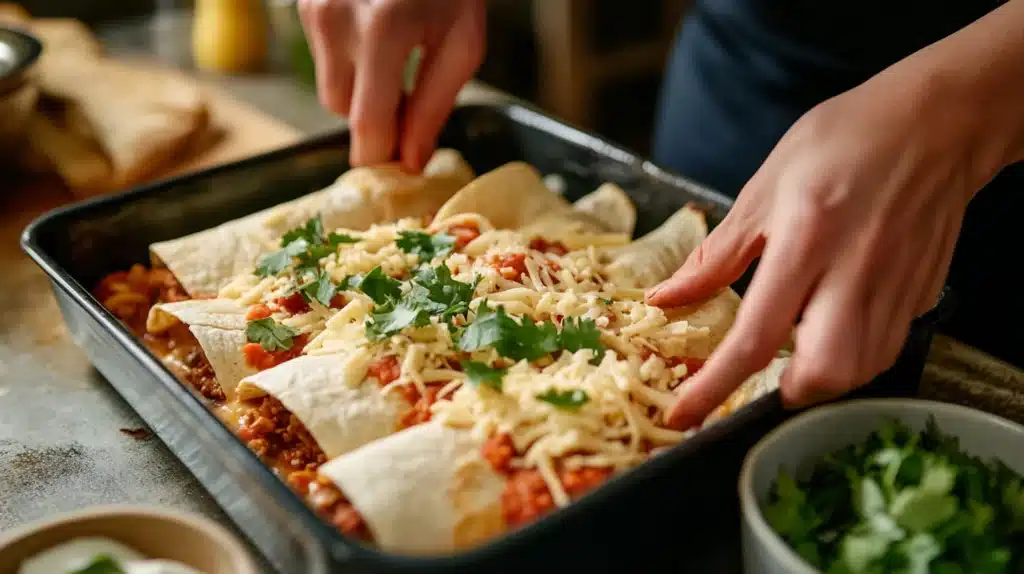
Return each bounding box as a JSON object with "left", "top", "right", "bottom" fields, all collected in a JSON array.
[
  {"left": 602, "top": 204, "right": 708, "bottom": 289},
  {"left": 704, "top": 356, "right": 790, "bottom": 425},
  {"left": 664, "top": 287, "right": 742, "bottom": 350},
  {"left": 235, "top": 353, "right": 411, "bottom": 459},
  {"left": 570, "top": 183, "right": 636, "bottom": 236},
  {"left": 318, "top": 421, "right": 506, "bottom": 554},
  {"left": 320, "top": 355, "right": 792, "bottom": 555},
  {"left": 433, "top": 162, "right": 581, "bottom": 230},
  {"left": 146, "top": 299, "right": 256, "bottom": 399},
  {"left": 150, "top": 149, "right": 475, "bottom": 298}
]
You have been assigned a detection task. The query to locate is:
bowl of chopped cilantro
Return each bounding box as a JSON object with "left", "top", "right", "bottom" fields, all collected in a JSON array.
[{"left": 738, "top": 398, "right": 1024, "bottom": 574}]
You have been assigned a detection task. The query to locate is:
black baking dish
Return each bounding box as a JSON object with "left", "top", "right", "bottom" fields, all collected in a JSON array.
[{"left": 22, "top": 102, "right": 951, "bottom": 573}]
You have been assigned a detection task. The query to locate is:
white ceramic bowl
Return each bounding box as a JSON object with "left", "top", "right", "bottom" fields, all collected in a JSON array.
[
  {"left": 0, "top": 505, "right": 259, "bottom": 574},
  {"left": 738, "top": 398, "right": 1024, "bottom": 574}
]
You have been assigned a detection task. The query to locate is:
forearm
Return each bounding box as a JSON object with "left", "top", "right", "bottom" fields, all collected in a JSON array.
[{"left": 913, "top": 1, "right": 1024, "bottom": 175}]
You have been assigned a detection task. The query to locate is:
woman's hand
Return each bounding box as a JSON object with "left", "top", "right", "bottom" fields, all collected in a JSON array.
[
  {"left": 299, "top": 0, "right": 486, "bottom": 172},
  {"left": 646, "top": 49, "right": 1013, "bottom": 430}
]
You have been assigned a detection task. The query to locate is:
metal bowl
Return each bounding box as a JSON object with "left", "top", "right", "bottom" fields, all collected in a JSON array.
[
  {"left": 0, "top": 25, "right": 41, "bottom": 95},
  {"left": 0, "top": 26, "right": 42, "bottom": 157}
]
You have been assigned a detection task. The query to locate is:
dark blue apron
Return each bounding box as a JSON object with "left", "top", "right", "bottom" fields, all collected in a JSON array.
[{"left": 652, "top": 0, "right": 1023, "bottom": 366}]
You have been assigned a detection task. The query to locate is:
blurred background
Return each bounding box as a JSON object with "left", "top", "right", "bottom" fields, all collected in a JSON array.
[{"left": 13, "top": 0, "right": 692, "bottom": 154}]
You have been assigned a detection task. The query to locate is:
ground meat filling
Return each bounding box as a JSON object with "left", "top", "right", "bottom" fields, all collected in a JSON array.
[
  {"left": 237, "top": 395, "right": 327, "bottom": 471},
  {"left": 96, "top": 265, "right": 225, "bottom": 401},
  {"left": 480, "top": 433, "right": 613, "bottom": 528},
  {"left": 288, "top": 471, "right": 372, "bottom": 540}
]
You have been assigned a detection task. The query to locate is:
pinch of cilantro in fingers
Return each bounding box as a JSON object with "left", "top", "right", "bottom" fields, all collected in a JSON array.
[
  {"left": 246, "top": 317, "right": 299, "bottom": 351},
  {"left": 762, "top": 417, "right": 1024, "bottom": 574}
]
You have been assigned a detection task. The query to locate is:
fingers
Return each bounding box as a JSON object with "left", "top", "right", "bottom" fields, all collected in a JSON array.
[
  {"left": 349, "top": 8, "right": 420, "bottom": 166},
  {"left": 299, "top": 0, "right": 356, "bottom": 116},
  {"left": 665, "top": 222, "right": 824, "bottom": 429},
  {"left": 646, "top": 207, "right": 765, "bottom": 308},
  {"left": 399, "top": 1, "right": 486, "bottom": 172},
  {"left": 779, "top": 272, "right": 867, "bottom": 408}
]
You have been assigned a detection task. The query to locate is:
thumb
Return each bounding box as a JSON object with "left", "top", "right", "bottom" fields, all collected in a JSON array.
[{"left": 646, "top": 218, "right": 765, "bottom": 307}]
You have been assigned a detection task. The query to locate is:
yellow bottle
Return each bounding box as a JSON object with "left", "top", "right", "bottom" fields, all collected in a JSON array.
[{"left": 192, "top": 0, "right": 269, "bottom": 74}]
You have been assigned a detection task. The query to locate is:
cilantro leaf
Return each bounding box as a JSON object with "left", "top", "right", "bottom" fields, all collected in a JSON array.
[
  {"left": 328, "top": 231, "right": 360, "bottom": 246},
  {"left": 71, "top": 555, "right": 125, "bottom": 574},
  {"left": 300, "top": 272, "right": 337, "bottom": 307},
  {"left": 358, "top": 266, "right": 403, "bottom": 305},
  {"left": 396, "top": 230, "right": 456, "bottom": 261},
  {"left": 255, "top": 239, "right": 308, "bottom": 277},
  {"left": 535, "top": 388, "right": 589, "bottom": 410},
  {"left": 458, "top": 302, "right": 570, "bottom": 362},
  {"left": 558, "top": 316, "right": 606, "bottom": 362},
  {"left": 457, "top": 301, "right": 506, "bottom": 352},
  {"left": 412, "top": 264, "right": 477, "bottom": 320},
  {"left": 365, "top": 299, "right": 431, "bottom": 340},
  {"left": 461, "top": 360, "right": 506, "bottom": 391},
  {"left": 281, "top": 215, "right": 326, "bottom": 247},
  {"left": 246, "top": 318, "right": 299, "bottom": 351},
  {"left": 338, "top": 273, "right": 364, "bottom": 291}
]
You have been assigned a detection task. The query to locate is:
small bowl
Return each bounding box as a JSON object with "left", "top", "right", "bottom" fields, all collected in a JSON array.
[
  {"left": 0, "top": 26, "right": 42, "bottom": 154},
  {"left": 0, "top": 505, "right": 259, "bottom": 574},
  {"left": 738, "top": 398, "right": 1024, "bottom": 574}
]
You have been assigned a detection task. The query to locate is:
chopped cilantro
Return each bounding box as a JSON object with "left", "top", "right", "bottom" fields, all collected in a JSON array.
[
  {"left": 328, "top": 231, "right": 360, "bottom": 246},
  {"left": 255, "top": 216, "right": 360, "bottom": 278},
  {"left": 412, "top": 264, "right": 477, "bottom": 321},
  {"left": 300, "top": 272, "right": 337, "bottom": 307},
  {"left": 396, "top": 230, "right": 456, "bottom": 261},
  {"left": 245, "top": 318, "right": 299, "bottom": 351},
  {"left": 458, "top": 303, "right": 603, "bottom": 363},
  {"left": 461, "top": 360, "right": 506, "bottom": 391},
  {"left": 599, "top": 297, "right": 613, "bottom": 305},
  {"left": 281, "top": 215, "right": 326, "bottom": 247},
  {"left": 357, "top": 267, "right": 403, "bottom": 304},
  {"left": 338, "top": 273, "right": 364, "bottom": 291},
  {"left": 536, "top": 388, "right": 590, "bottom": 410},
  {"left": 457, "top": 302, "right": 559, "bottom": 361},
  {"left": 762, "top": 417, "right": 1024, "bottom": 573},
  {"left": 365, "top": 298, "right": 431, "bottom": 340},
  {"left": 255, "top": 239, "right": 308, "bottom": 277},
  {"left": 558, "top": 316, "right": 606, "bottom": 362},
  {"left": 71, "top": 555, "right": 125, "bottom": 574}
]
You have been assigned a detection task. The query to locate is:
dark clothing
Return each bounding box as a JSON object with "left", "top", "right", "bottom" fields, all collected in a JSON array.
[{"left": 652, "top": 0, "right": 1023, "bottom": 366}]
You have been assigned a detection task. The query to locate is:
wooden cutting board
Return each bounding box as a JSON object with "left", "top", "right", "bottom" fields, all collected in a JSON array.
[{"left": 160, "top": 80, "right": 303, "bottom": 180}]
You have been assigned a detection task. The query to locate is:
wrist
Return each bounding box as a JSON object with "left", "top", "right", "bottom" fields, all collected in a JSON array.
[{"left": 913, "top": 2, "right": 1024, "bottom": 187}]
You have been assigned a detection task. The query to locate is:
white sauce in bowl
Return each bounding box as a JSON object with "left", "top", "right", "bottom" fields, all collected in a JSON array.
[{"left": 18, "top": 537, "right": 202, "bottom": 574}]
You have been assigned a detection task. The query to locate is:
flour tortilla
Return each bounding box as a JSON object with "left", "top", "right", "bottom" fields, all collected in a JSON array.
[
  {"left": 570, "top": 183, "right": 636, "bottom": 236},
  {"left": 433, "top": 162, "right": 582, "bottom": 230},
  {"left": 235, "top": 353, "right": 408, "bottom": 459},
  {"left": 150, "top": 149, "right": 474, "bottom": 298},
  {"left": 703, "top": 356, "right": 790, "bottom": 426},
  {"left": 318, "top": 421, "right": 506, "bottom": 554},
  {"left": 146, "top": 299, "right": 255, "bottom": 400},
  {"left": 664, "top": 287, "right": 742, "bottom": 350},
  {"left": 603, "top": 204, "right": 708, "bottom": 289}
]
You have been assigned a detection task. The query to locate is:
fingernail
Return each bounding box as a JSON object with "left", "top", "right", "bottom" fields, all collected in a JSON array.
[{"left": 645, "top": 282, "right": 666, "bottom": 301}]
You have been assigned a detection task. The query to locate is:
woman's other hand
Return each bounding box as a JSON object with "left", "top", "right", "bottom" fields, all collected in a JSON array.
[
  {"left": 299, "top": 0, "right": 486, "bottom": 172},
  {"left": 647, "top": 38, "right": 1020, "bottom": 430}
]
